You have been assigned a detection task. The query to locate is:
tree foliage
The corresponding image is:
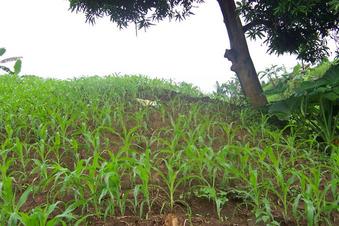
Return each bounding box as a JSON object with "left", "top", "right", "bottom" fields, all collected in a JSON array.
[
  {"left": 68, "top": 0, "right": 204, "bottom": 29},
  {"left": 239, "top": 0, "right": 339, "bottom": 63},
  {"left": 69, "top": 0, "right": 338, "bottom": 63}
]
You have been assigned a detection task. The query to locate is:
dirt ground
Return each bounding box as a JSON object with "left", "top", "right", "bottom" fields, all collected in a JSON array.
[{"left": 85, "top": 194, "right": 276, "bottom": 226}]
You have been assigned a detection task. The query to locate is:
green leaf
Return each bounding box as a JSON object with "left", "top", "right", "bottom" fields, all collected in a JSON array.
[
  {"left": 56, "top": 203, "right": 77, "bottom": 220},
  {"left": 17, "top": 186, "right": 33, "bottom": 210},
  {"left": 323, "top": 91, "right": 339, "bottom": 101},
  {"left": 14, "top": 59, "right": 22, "bottom": 75},
  {"left": 292, "top": 64, "right": 302, "bottom": 75},
  {"left": 0, "top": 65, "right": 13, "bottom": 74},
  {"left": 0, "top": 48, "right": 5, "bottom": 56},
  {"left": 46, "top": 218, "right": 59, "bottom": 226},
  {"left": 292, "top": 194, "right": 302, "bottom": 218},
  {"left": 17, "top": 212, "right": 30, "bottom": 225},
  {"left": 268, "top": 101, "right": 292, "bottom": 120},
  {"left": 8, "top": 212, "right": 20, "bottom": 226},
  {"left": 264, "top": 81, "right": 288, "bottom": 96},
  {"left": 74, "top": 214, "right": 94, "bottom": 226},
  {"left": 304, "top": 199, "right": 315, "bottom": 226},
  {"left": 46, "top": 202, "right": 60, "bottom": 216}
]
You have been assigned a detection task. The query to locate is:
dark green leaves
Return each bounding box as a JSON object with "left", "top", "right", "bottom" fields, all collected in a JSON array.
[
  {"left": 238, "top": 0, "right": 339, "bottom": 63},
  {"left": 267, "top": 60, "right": 339, "bottom": 146},
  {"left": 68, "top": 0, "right": 205, "bottom": 29},
  {"left": 0, "top": 48, "right": 6, "bottom": 57},
  {"left": 14, "top": 60, "right": 22, "bottom": 75}
]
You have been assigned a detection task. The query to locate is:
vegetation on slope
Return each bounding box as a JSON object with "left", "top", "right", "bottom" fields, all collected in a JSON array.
[{"left": 0, "top": 74, "right": 338, "bottom": 226}]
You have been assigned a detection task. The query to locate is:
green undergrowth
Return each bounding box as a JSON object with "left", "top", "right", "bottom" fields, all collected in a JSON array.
[
  {"left": 0, "top": 75, "right": 338, "bottom": 226},
  {"left": 264, "top": 60, "right": 339, "bottom": 151}
]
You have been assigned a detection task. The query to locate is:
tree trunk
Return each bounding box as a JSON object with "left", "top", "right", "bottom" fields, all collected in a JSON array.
[{"left": 216, "top": 0, "right": 268, "bottom": 108}]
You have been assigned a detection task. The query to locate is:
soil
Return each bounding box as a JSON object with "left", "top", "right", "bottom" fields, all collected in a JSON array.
[
  {"left": 11, "top": 92, "right": 337, "bottom": 226},
  {"left": 87, "top": 197, "right": 259, "bottom": 226}
]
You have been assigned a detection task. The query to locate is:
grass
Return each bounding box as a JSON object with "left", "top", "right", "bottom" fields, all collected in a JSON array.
[{"left": 0, "top": 74, "right": 338, "bottom": 226}]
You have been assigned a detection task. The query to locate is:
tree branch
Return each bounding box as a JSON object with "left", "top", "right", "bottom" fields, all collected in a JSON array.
[
  {"left": 243, "top": 19, "right": 270, "bottom": 32},
  {"left": 224, "top": 49, "right": 237, "bottom": 62}
]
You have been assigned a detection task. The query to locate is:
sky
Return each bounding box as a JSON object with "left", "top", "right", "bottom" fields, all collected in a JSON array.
[{"left": 0, "top": 0, "right": 302, "bottom": 93}]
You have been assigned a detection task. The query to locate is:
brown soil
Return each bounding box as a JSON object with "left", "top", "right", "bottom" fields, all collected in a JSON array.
[
  {"left": 11, "top": 93, "right": 336, "bottom": 226},
  {"left": 87, "top": 198, "right": 259, "bottom": 226}
]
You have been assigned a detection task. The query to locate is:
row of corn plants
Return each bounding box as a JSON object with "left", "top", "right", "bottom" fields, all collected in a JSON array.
[{"left": 0, "top": 75, "right": 338, "bottom": 225}]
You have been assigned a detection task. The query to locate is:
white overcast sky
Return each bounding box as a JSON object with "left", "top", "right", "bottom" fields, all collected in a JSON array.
[{"left": 0, "top": 0, "right": 302, "bottom": 92}]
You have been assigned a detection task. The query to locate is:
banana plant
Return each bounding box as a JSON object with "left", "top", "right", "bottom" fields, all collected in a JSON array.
[{"left": 0, "top": 48, "right": 22, "bottom": 75}]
